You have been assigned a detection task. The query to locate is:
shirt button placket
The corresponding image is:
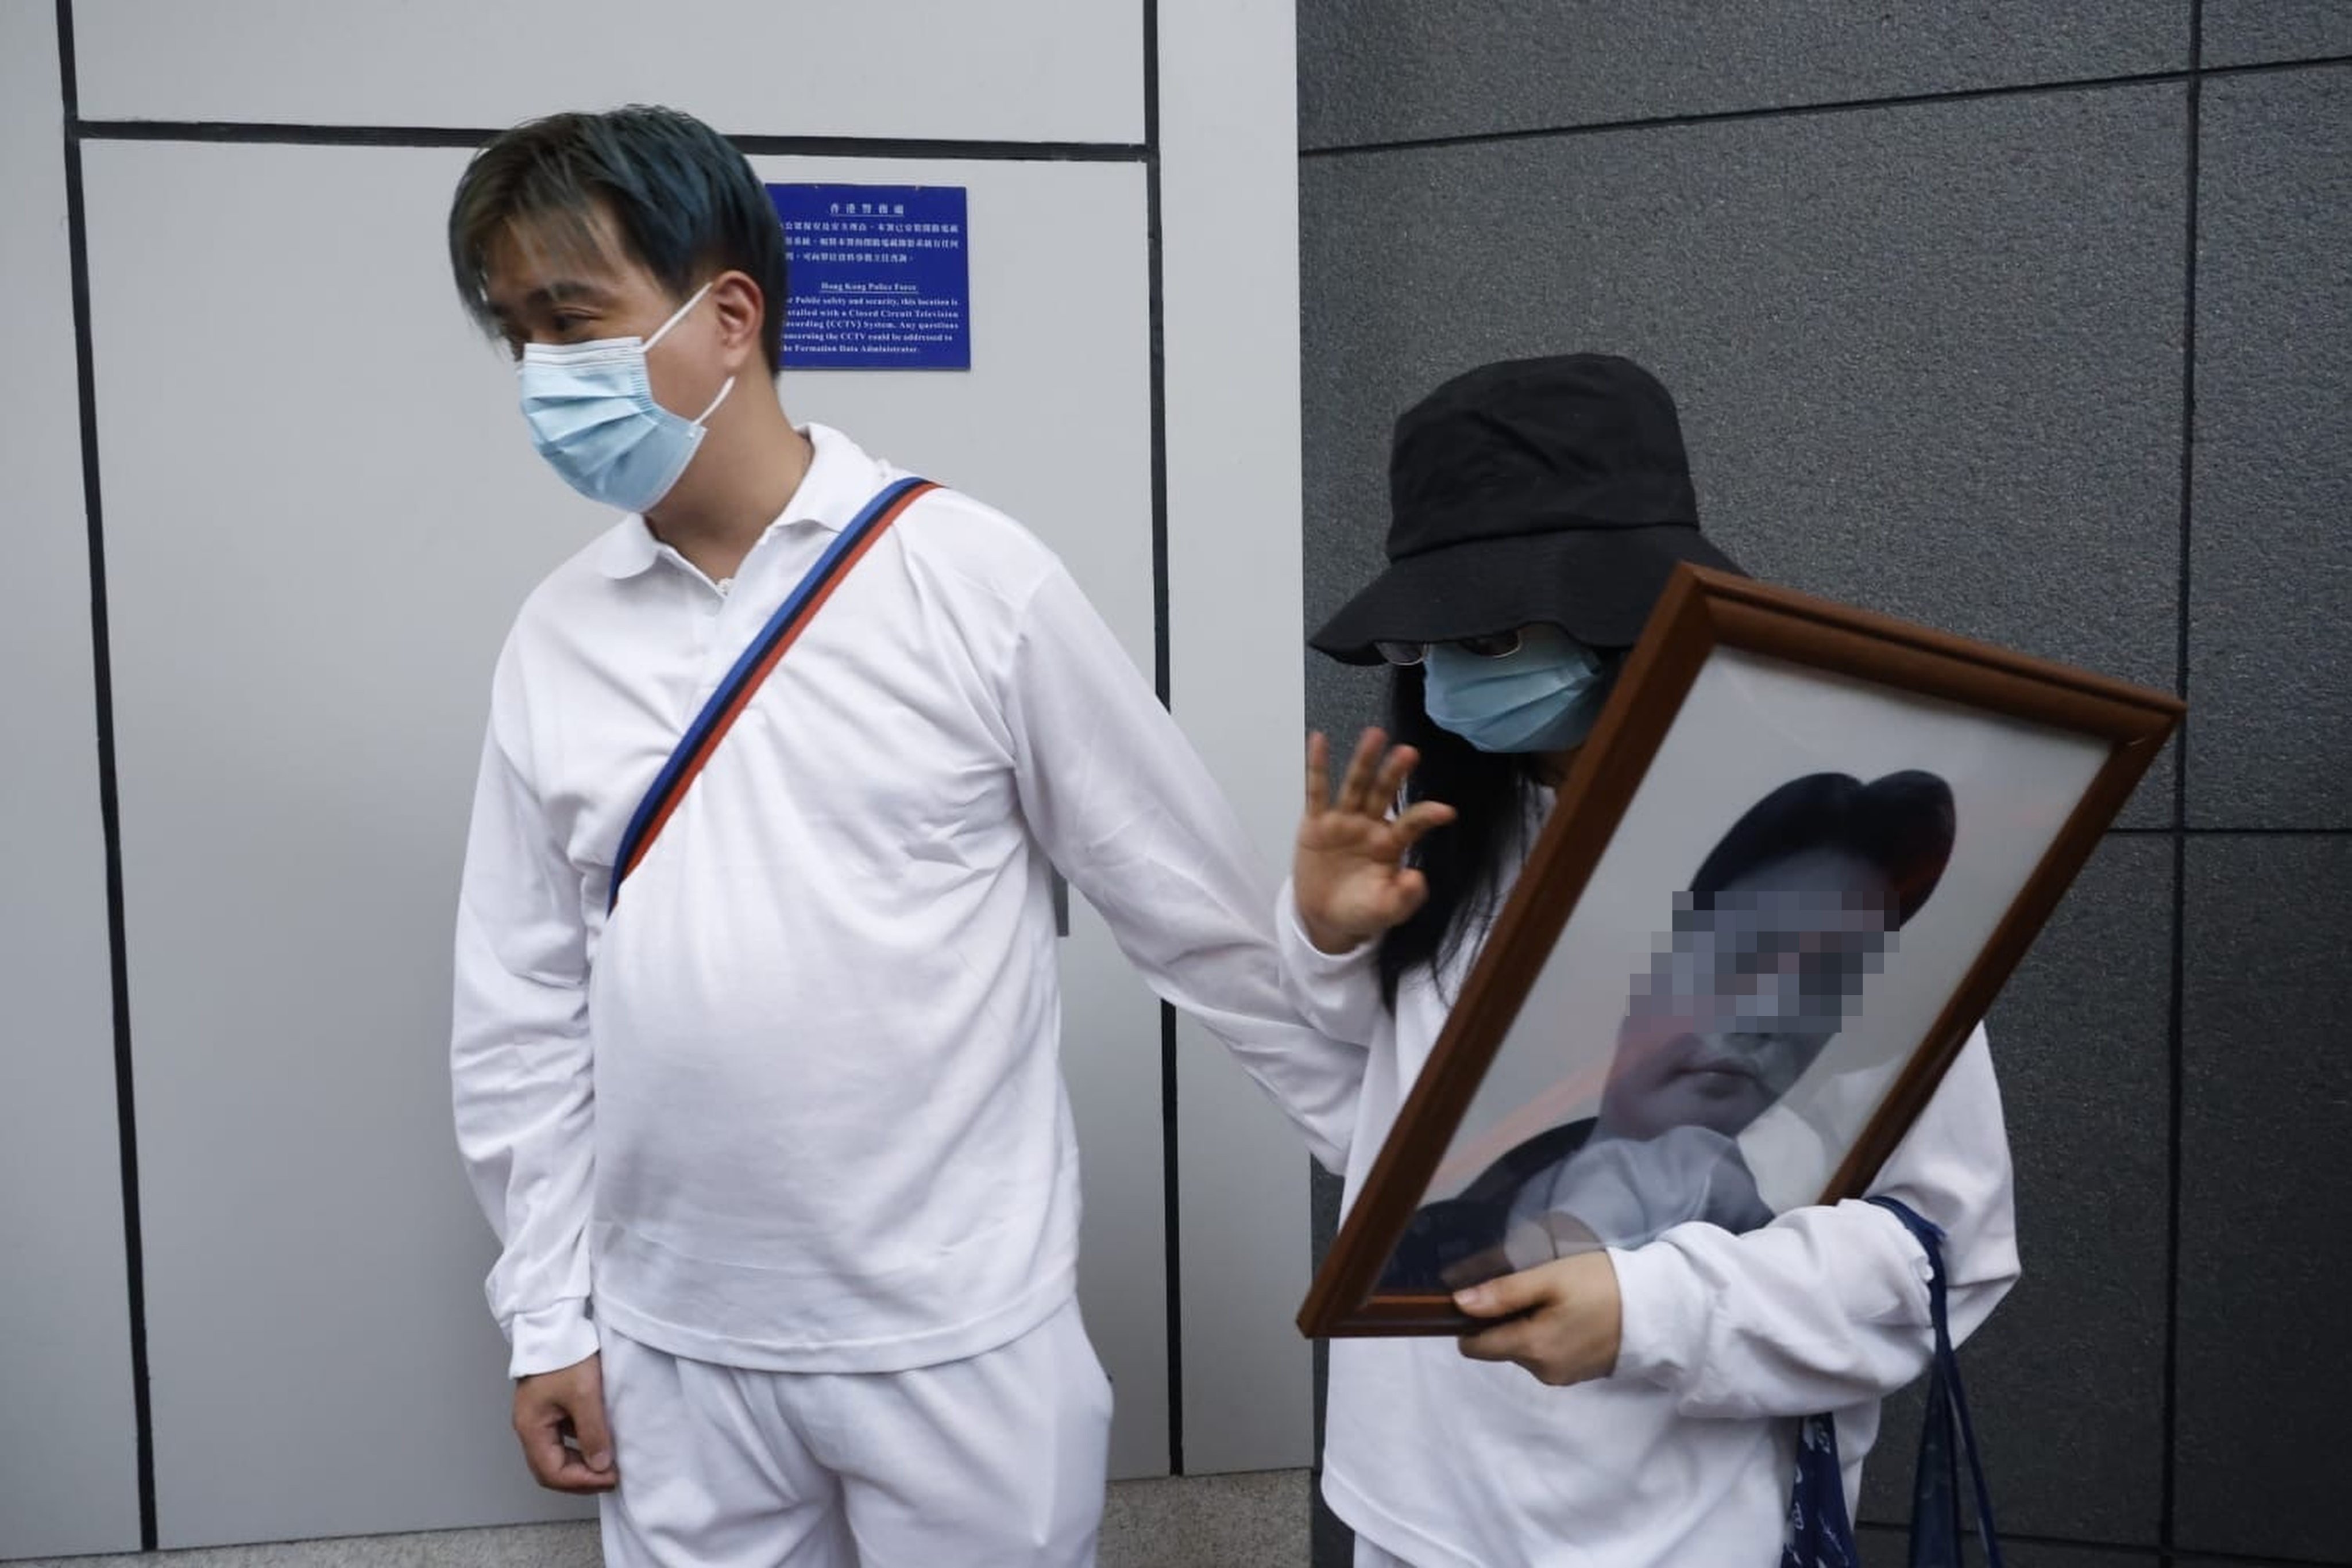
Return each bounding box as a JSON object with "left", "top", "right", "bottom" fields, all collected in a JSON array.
[{"left": 688, "top": 571, "right": 728, "bottom": 702}]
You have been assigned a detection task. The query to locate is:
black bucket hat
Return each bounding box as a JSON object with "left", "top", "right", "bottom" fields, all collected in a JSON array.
[
  {"left": 1311, "top": 353, "right": 1744, "bottom": 664},
  {"left": 1690, "top": 770, "right": 1958, "bottom": 929}
]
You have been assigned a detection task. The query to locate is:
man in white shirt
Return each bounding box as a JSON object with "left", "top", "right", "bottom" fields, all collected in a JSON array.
[{"left": 444, "top": 105, "right": 1357, "bottom": 1567}]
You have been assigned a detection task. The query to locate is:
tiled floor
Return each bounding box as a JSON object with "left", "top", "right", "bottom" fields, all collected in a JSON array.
[
  {"left": 1100, "top": 1470, "right": 1308, "bottom": 1567},
  {"left": 9, "top": 1470, "right": 1312, "bottom": 1568}
]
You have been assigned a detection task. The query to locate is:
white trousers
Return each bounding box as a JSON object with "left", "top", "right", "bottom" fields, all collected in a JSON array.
[
  {"left": 1353, "top": 1542, "right": 1413, "bottom": 1568},
  {"left": 597, "top": 1296, "right": 1113, "bottom": 1567}
]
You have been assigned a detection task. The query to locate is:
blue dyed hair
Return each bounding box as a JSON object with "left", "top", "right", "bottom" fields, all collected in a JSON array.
[{"left": 449, "top": 105, "right": 789, "bottom": 373}]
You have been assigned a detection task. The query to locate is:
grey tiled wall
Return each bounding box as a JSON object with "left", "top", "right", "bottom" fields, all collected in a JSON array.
[
  {"left": 1299, "top": 2, "right": 2188, "bottom": 149},
  {"left": 1858, "top": 835, "right": 2175, "bottom": 1545},
  {"left": 1298, "top": 7, "right": 2352, "bottom": 1564},
  {"left": 2177, "top": 837, "right": 2352, "bottom": 1562},
  {"left": 2201, "top": 0, "right": 2352, "bottom": 68},
  {"left": 2187, "top": 67, "right": 2352, "bottom": 829}
]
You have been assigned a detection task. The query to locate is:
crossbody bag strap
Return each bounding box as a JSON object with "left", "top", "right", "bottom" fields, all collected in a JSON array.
[
  {"left": 1868, "top": 1195, "right": 2003, "bottom": 1568},
  {"left": 608, "top": 475, "right": 939, "bottom": 912}
]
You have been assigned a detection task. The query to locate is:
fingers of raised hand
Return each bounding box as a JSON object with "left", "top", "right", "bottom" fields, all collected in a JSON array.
[
  {"left": 1369, "top": 743, "right": 1423, "bottom": 811},
  {"left": 1381, "top": 867, "right": 1432, "bottom": 925},
  {"left": 1334, "top": 728, "right": 1390, "bottom": 816},
  {"left": 1392, "top": 800, "right": 1457, "bottom": 850},
  {"left": 1303, "top": 731, "right": 1332, "bottom": 816}
]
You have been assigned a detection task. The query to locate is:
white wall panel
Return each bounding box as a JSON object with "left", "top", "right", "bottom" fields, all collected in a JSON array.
[
  {"left": 1161, "top": 0, "right": 1318, "bottom": 1473},
  {"left": 71, "top": 0, "right": 1141, "bottom": 146},
  {"left": 82, "top": 138, "right": 605, "bottom": 1551},
  {"left": 83, "top": 136, "right": 1163, "bottom": 1549},
  {"left": 0, "top": 0, "right": 143, "bottom": 1555}
]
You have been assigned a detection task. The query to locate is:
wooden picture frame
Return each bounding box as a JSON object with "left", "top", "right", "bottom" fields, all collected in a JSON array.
[{"left": 1299, "top": 563, "right": 2184, "bottom": 1338}]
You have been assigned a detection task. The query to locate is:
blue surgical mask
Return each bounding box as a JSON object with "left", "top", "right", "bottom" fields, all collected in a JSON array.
[
  {"left": 1423, "top": 625, "right": 1609, "bottom": 753},
  {"left": 515, "top": 281, "right": 736, "bottom": 513}
]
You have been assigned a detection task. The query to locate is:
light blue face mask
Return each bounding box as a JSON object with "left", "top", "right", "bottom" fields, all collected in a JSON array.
[
  {"left": 1423, "top": 625, "right": 1610, "bottom": 753},
  {"left": 515, "top": 281, "right": 736, "bottom": 514}
]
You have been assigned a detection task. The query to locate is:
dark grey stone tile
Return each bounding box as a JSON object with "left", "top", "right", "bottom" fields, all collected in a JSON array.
[
  {"left": 1990, "top": 1548, "right": 2161, "bottom": 1568},
  {"left": 2185, "top": 65, "right": 2352, "bottom": 829},
  {"left": 1308, "top": 1168, "right": 1350, "bottom": 1565},
  {"left": 1311, "top": 1474, "right": 1355, "bottom": 1568},
  {"left": 1300, "top": 0, "right": 2188, "bottom": 150},
  {"left": 1860, "top": 1534, "right": 2162, "bottom": 1568},
  {"left": 2175, "top": 835, "right": 2352, "bottom": 1562},
  {"left": 1303, "top": 662, "right": 1391, "bottom": 800},
  {"left": 2202, "top": 0, "right": 2352, "bottom": 67},
  {"left": 1860, "top": 834, "right": 2172, "bottom": 1543},
  {"left": 1310, "top": 1163, "right": 1343, "bottom": 1447},
  {"left": 1303, "top": 86, "right": 2188, "bottom": 828}
]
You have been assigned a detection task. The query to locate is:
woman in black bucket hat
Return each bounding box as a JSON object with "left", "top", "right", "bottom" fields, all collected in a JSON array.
[{"left": 1279, "top": 354, "right": 2019, "bottom": 1567}]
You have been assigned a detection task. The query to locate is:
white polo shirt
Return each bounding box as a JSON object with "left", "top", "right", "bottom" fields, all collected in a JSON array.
[{"left": 451, "top": 424, "right": 1362, "bottom": 1377}]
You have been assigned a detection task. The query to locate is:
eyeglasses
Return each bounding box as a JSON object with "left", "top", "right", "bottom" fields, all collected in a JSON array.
[{"left": 1375, "top": 630, "right": 1524, "bottom": 666}]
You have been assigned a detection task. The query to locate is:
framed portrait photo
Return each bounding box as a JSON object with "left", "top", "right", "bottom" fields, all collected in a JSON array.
[{"left": 1299, "top": 564, "right": 2184, "bottom": 1338}]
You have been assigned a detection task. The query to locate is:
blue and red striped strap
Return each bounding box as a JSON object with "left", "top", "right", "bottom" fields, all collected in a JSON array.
[{"left": 608, "top": 475, "right": 939, "bottom": 912}]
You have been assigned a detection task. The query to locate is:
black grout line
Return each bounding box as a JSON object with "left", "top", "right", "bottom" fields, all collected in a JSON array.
[
  {"left": 1142, "top": 34, "right": 1170, "bottom": 717},
  {"left": 1141, "top": 0, "right": 1183, "bottom": 1481},
  {"left": 2154, "top": 1547, "right": 2352, "bottom": 1568},
  {"left": 72, "top": 118, "right": 1150, "bottom": 161},
  {"left": 1158, "top": 997, "right": 1183, "bottom": 1477},
  {"left": 1299, "top": 50, "right": 2352, "bottom": 160},
  {"left": 2162, "top": 7, "right": 2204, "bottom": 1556},
  {"left": 2108, "top": 825, "right": 2351, "bottom": 836},
  {"left": 1856, "top": 1520, "right": 2345, "bottom": 1567},
  {"left": 76, "top": 119, "right": 492, "bottom": 146},
  {"left": 55, "top": 0, "right": 157, "bottom": 1551}
]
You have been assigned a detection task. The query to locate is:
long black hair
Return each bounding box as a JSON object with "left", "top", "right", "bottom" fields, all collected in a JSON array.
[{"left": 1376, "top": 661, "right": 1609, "bottom": 1007}]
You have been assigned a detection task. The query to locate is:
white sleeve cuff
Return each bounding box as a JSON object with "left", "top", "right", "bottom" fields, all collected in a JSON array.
[
  {"left": 506, "top": 1299, "right": 601, "bottom": 1378},
  {"left": 1275, "top": 876, "right": 1376, "bottom": 968},
  {"left": 1273, "top": 877, "right": 1387, "bottom": 1042},
  {"left": 1605, "top": 1239, "right": 1706, "bottom": 1389}
]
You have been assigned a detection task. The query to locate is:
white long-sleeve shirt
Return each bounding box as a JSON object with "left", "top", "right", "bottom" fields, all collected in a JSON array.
[
  {"left": 451, "top": 423, "right": 1363, "bottom": 1378},
  {"left": 1279, "top": 863, "right": 2019, "bottom": 1568}
]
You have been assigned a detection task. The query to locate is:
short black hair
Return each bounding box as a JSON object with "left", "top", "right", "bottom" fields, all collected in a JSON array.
[
  {"left": 1689, "top": 770, "right": 1957, "bottom": 928},
  {"left": 448, "top": 105, "right": 789, "bottom": 374}
]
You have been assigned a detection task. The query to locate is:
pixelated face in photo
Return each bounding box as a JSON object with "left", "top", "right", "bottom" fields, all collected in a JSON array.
[{"left": 1596, "top": 845, "right": 1898, "bottom": 1142}]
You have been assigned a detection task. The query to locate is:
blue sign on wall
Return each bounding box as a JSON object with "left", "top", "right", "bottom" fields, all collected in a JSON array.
[{"left": 766, "top": 183, "right": 970, "bottom": 370}]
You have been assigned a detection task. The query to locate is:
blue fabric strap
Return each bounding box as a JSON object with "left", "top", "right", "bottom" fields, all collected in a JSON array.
[
  {"left": 1783, "top": 1405, "right": 1860, "bottom": 1568},
  {"left": 1781, "top": 1196, "right": 2001, "bottom": 1568},
  {"left": 606, "top": 476, "right": 934, "bottom": 912}
]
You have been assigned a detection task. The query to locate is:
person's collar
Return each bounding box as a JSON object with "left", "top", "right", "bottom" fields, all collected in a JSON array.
[
  {"left": 594, "top": 424, "right": 878, "bottom": 580},
  {"left": 594, "top": 516, "right": 663, "bottom": 579},
  {"left": 773, "top": 423, "right": 874, "bottom": 537}
]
